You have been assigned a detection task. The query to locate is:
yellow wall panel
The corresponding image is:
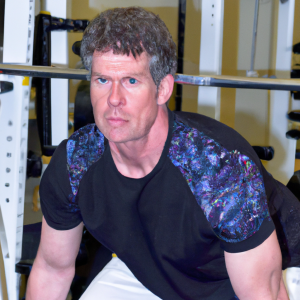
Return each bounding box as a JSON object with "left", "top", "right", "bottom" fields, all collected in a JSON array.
[{"left": 220, "top": 1, "right": 239, "bottom": 128}]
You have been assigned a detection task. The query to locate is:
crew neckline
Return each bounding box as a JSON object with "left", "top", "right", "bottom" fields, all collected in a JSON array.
[{"left": 105, "top": 109, "right": 174, "bottom": 182}]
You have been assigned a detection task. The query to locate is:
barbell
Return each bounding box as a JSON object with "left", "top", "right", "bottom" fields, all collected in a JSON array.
[{"left": 0, "top": 63, "right": 300, "bottom": 91}]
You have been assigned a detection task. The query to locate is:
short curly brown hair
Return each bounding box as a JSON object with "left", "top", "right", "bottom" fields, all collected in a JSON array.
[{"left": 80, "top": 7, "right": 177, "bottom": 88}]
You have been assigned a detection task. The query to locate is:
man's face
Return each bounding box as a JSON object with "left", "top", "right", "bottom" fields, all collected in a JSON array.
[{"left": 90, "top": 50, "right": 159, "bottom": 144}]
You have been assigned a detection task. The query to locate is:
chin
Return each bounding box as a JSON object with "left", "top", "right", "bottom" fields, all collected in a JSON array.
[
  {"left": 106, "top": 131, "right": 144, "bottom": 144},
  {"left": 107, "top": 137, "right": 132, "bottom": 144},
  {"left": 98, "top": 122, "right": 149, "bottom": 144},
  {"left": 104, "top": 131, "right": 131, "bottom": 143}
]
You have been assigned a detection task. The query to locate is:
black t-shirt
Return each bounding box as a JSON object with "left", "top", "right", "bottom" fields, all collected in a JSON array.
[{"left": 41, "top": 110, "right": 297, "bottom": 300}]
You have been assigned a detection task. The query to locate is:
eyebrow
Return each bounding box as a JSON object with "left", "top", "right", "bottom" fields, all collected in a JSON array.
[
  {"left": 91, "top": 72, "right": 104, "bottom": 77},
  {"left": 91, "top": 71, "right": 148, "bottom": 78}
]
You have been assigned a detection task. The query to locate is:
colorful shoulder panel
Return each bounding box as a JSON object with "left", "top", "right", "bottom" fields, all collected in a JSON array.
[
  {"left": 66, "top": 124, "right": 105, "bottom": 211},
  {"left": 168, "top": 118, "right": 271, "bottom": 243}
]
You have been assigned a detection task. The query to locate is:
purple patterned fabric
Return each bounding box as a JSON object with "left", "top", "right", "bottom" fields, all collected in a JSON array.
[
  {"left": 66, "top": 124, "right": 105, "bottom": 211},
  {"left": 168, "top": 119, "right": 271, "bottom": 243}
]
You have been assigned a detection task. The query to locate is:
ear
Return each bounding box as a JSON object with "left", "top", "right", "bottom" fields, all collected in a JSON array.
[{"left": 157, "top": 74, "right": 175, "bottom": 106}]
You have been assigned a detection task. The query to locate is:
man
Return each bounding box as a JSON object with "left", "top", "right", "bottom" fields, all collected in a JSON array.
[{"left": 26, "top": 7, "right": 295, "bottom": 300}]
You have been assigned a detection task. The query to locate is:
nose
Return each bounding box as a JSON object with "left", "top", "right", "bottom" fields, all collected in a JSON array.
[{"left": 108, "top": 82, "right": 125, "bottom": 108}]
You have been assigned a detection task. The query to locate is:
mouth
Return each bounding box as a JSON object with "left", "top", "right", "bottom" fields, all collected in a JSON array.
[{"left": 106, "top": 117, "right": 128, "bottom": 126}]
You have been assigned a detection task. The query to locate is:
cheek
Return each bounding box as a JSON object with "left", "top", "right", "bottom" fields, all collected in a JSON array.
[
  {"left": 135, "top": 95, "right": 158, "bottom": 123},
  {"left": 131, "top": 89, "right": 157, "bottom": 110}
]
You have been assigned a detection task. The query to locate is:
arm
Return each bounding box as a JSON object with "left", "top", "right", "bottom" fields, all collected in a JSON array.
[
  {"left": 225, "top": 230, "right": 288, "bottom": 300},
  {"left": 26, "top": 217, "right": 84, "bottom": 300},
  {"left": 277, "top": 277, "right": 288, "bottom": 300}
]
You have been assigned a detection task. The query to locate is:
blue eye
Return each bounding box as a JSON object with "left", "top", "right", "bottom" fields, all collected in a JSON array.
[
  {"left": 129, "top": 78, "right": 137, "bottom": 84},
  {"left": 98, "top": 78, "right": 107, "bottom": 84}
]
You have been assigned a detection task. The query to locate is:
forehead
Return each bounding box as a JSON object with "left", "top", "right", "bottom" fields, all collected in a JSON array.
[{"left": 92, "top": 50, "right": 150, "bottom": 73}]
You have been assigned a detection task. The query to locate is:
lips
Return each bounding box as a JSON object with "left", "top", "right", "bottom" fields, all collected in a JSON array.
[{"left": 106, "top": 117, "right": 128, "bottom": 126}]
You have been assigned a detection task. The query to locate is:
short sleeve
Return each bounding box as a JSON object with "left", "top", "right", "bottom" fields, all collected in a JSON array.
[
  {"left": 168, "top": 118, "right": 275, "bottom": 254},
  {"left": 40, "top": 140, "right": 83, "bottom": 230},
  {"left": 220, "top": 218, "right": 275, "bottom": 253},
  {"left": 215, "top": 154, "right": 275, "bottom": 253}
]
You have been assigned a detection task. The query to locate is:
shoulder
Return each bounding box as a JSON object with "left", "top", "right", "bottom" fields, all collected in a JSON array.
[
  {"left": 169, "top": 111, "right": 260, "bottom": 170},
  {"left": 67, "top": 124, "right": 105, "bottom": 202},
  {"left": 67, "top": 123, "right": 105, "bottom": 166},
  {"left": 173, "top": 111, "right": 259, "bottom": 163},
  {"left": 169, "top": 111, "right": 271, "bottom": 243}
]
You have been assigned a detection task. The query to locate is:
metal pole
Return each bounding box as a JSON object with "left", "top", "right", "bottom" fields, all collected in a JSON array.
[
  {"left": 1, "top": 64, "right": 300, "bottom": 91},
  {"left": 175, "top": 0, "right": 186, "bottom": 111},
  {"left": 0, "top": 208, "right": 8, "bottom": 300},
  {"left": 0, "top": 0, "right": 4, "bottom": 64},
  {"left": 249, "top": 0, "right": 260, "bottom": 76},
  {"left": 40, "top": 0, "right": 46, "bottom": 12}
]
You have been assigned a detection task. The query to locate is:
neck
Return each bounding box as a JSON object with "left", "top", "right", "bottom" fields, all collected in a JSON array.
[{"left": 109, "top": 105, "right": 169, "bottom": 179}]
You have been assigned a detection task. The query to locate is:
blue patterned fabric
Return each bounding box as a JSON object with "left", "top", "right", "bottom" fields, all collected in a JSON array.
[
  {"left": 168, "top": 119, "right": 271, "bottom": 243},
  {"left": 66, "top": 124, "right": 105, "bottom": 211}
]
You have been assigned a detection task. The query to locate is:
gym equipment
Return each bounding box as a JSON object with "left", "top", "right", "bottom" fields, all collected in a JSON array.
[
  {"left": 26, "top": 151, "right": 42, "bottom": 179},
  {"left": 293, "top": 42, "right": 300, "bottom": 54},
  {"left": 286, "top": 43, "right": 300, "bottom": 160},
  {"left": 32, "top": 12, "right": 88, "bottom": 156},
  {"left": 252, "top": 146, "right": 274, "bottom": 161},
  {"left": 0, "top": 1, "right": 297, "bottom": 299},
  {"left": 286, "top": 109, "right": 300, "bottom": 156},
  {"left": 291, "top": 43, "right": 300, "bottom": 99},
  {"left": 0, "top": 81, "right": 13, "bottom": 94},
  {"left": 247, "top": 0, "right": 259, "bottom": 77},
  {"left": 175, "top": 0, "right": 186, "bottom": 111},
  {"left": 0, "top": 63, "right": 300, "bottom": 91},
  {"left": 74, "top": 80, "right": 94, "bottom": 131},
  {"left": 0, "top": 1, "right": 36, "bottom": 298},
  {"left": 286, "top": 130, "right": 300, "bottom": 140}
]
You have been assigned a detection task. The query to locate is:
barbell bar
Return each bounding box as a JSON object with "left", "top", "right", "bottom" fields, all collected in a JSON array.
[{"left": 0, "top": 63, "right": 300, "bottom": 91}]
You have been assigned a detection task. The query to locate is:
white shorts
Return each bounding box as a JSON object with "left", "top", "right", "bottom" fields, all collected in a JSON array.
[{"left": 79, "top": 257, "right": 162, "bottom": 300}]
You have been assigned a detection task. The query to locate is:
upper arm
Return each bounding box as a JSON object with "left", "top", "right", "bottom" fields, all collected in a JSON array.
[
  {"left": 26, "top": 218, "right": 84, "bottom": 299},
  {"left": 225, "top": 230, "right": 282, "bottom": 300},
  {"left": 37, "top": 217, "right": 84, "bottom": 270}
]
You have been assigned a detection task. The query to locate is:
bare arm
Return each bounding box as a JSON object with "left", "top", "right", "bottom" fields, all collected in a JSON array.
[
  {"left": 277, "top": 277, "right": 289, "bottom": 300},
  {"left": 26, "top": 217, "right": 84, "bottom": 300},
  {"left": 225, "top": 230, "right": 288, "bottom": 300}
]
